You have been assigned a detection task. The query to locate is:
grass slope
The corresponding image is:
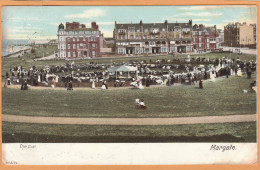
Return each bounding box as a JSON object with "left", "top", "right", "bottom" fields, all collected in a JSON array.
[
  {"left": 2, "top": 74, "right": 256, "bottom": 118},
  {"left": 2, "top": 121, "right": 256, "bottom": 143}
]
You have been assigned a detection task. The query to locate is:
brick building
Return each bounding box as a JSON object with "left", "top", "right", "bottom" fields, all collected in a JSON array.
[
  {"left": 57, "top": 22, "right": 103, "bottom": 58},
  {"left": 192, "top": 24, "right": 219, "bottom": 53},
  {"left": 113, "top": 20, "right": 193, "bottom": 55},
  {"left": 224, "top": 22, "right": 256, "bottom": 47}
]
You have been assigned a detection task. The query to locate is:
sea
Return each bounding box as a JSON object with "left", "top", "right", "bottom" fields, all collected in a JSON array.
[{"left": 1, "top": 39, "right": 30, "bottom": 56}]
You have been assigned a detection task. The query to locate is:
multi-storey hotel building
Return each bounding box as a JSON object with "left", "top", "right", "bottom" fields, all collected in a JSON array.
[
  {"left": 57, "top": 22, "right": 103, "bottom": 58},
  {"left": 113, "top": 20, "right": 193, "bottom": 55}
]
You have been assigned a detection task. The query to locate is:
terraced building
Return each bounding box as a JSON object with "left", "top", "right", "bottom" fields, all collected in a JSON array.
[{"left": 113, "top": 20, "right": 193, "bottom": 56}]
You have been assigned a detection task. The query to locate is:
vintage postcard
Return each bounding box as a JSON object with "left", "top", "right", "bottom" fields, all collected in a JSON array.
[{"left": 1, "top": 4, "right": 258, "bottom": 165}]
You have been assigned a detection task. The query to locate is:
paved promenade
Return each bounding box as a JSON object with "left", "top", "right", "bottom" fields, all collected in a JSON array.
[{"left": 2, "top": 114, "right": 257, "bottom": 125}]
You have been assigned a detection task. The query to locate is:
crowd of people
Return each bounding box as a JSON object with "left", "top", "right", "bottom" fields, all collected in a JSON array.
[{"left": 3, "top": 56, "right": 256, "bottom": 91}]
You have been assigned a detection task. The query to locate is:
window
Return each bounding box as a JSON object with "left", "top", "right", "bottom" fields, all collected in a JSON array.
[
  {"left": 68, "top": 38, "right": 70, "bottom": 42},
  {"left": 170, "top": 47, "right": 175, "bottom": 52},
  {"left": 199, "top": 43, "right": 201, "bottom": 48},
  {"left": 68, "top": 44, "right": 70, "bottom": 49},
  {"left": 92, "top": 51, "right": 96, "bottom": 56},
  {"left": 83, "top": 44, "right": 86, "bottom": 48},
  {"left": 150, "top": 41, "right": 155, "bottom": 46},
  {"left": 130, "top": 35, "right": 134, "bottom": 39},
  {"left": 78, "top": 51, "right": 81, "bottom": 57},
  {"left": 129, "top": 27, "right": 135, "bottom": 32},
  {"left": 120, "top": 35, "right": 123, "bottom": 39},
  {"left": 73, "top": 38, "right": 75, "bottom": 41},
  {"left": 92, "top": 43, "right": 96, "bottom": 48},
  {"left": 161, "top": 48, "right": 167, "bottom": 53},
  {"left": 199, "top": 38, "right": 201, "bottom": 42},
  {"left": 118, "top": 48, "right": 124, "bottom": 54},
  {"left": 207, "top": 44, "right": 209, "bottom": 48},
  {"left": 73, "top": 52, "right": 76, "bottom": 57},
  {"left": 77, "top": 44, "right": 79, "bottom": 49},
  {"left": 125, "top": 35, "right": 127, "bottom": 39},
  {"left": 67, "top": 52, "right": 71, "bottom": 57},
  {"left": 135, "top": 48, "right": 140, "bottom": 54},
  {"left": 91, "top": 37, "right": 96, "bottom": 41},
  {"left": 77, "top": 37, "right": 79, "bottom": 41},
  {"left": 199, "top": 32, "right": 201, "bottom": 35},
  {"left": 73, "top": 44, "right": 75, "bottom": 49},
  {"left": 187, "top": 47, "right": 192, "bottom": 52},
  {"left": 144, "top": 29, "right": 148, "bottom": 32}
]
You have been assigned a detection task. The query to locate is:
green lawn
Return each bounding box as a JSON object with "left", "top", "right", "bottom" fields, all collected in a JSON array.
[
  {"left": 2, "top": 74, "right": 256, "bottom": 118},
  {"left": 2, "top": 121, "right": 256, "bottom": 143}
]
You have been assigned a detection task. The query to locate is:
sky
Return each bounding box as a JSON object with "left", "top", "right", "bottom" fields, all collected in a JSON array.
[{"left": 1, "top": 5, "right": 257, "bottom": 40}]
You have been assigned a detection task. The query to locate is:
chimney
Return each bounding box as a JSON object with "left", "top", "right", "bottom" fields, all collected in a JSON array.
[
  {"left": 91, "top": 22, "right": 98, "bottom": 29},
  {"left": 66, "top": 22, "right": 71, "bottom": 29},
  {"left": 189, "top": 19, "right": 192, "bottom": 26},
  {"left": 164, "top": 20, "right": 168, "bottom": 25},
  {"left": 115, "top": 21, "right": 117, "bottom": 25},
  {"left": 140, "top": 20, "right": 143, "bottom": 25}
]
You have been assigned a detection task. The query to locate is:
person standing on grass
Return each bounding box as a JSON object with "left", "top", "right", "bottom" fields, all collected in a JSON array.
[
  {"left": 67, "top": 80, "right": 73, "bottom": 91},
  {"left": 4, "top": 79, "right": 8, "bottom": 88},
  {"left": 146, "top": 76, "right": 151, "bottom": 87},
  {"left": 53, "top": 79, "right": 56, "bottom": 88},
  {"left": 24, "top": 81, "right": 28, "bottom": 90},
  {"left": 92, "top": 80, "right": 96, "bottom": 89},
  {"left": 199, "top": 79, "right": 203, "bottom": 89},
  {"left": 247, "top": 66, "right": 252, "bottom": 79},
  {"left": 5, "top": 72, "right": 9, "bottom": 79},
  {"left": 226, "top": 67, "right": 229, "bottom": 78},
  {"left": 101, "top": 81, "right": 106, "bottom": 90}
]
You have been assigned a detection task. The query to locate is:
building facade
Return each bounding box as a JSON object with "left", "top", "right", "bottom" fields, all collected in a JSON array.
[
  {"left": 250, "top": 24, "right": 257, "bottom": 45},
  {"left": 192, "top": 24, "right": 219, "bottom": 53},
  {"left": 57, "top": 22, "right": 103, "bottom": 58},
  {"left": 224, "top": 22, "right": 256, "bottom": 47},
  {"left": 113, "top": 20, "right": 193, "bottom": 55},
  {"left": 217, "top": 29, "right": 224, "bottom": 46}
]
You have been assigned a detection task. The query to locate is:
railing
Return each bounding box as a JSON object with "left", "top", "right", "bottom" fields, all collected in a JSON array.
[
  {"left": 118, "top": 32, "right": 126, "bottom": 35},
  {"left": 149, "top": 32, "right": 160, "bottom": 35}
]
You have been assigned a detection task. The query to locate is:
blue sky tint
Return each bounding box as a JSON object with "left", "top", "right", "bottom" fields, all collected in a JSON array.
[{"left": 1, "top": 5, "right": 257, "bottom": 40}]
